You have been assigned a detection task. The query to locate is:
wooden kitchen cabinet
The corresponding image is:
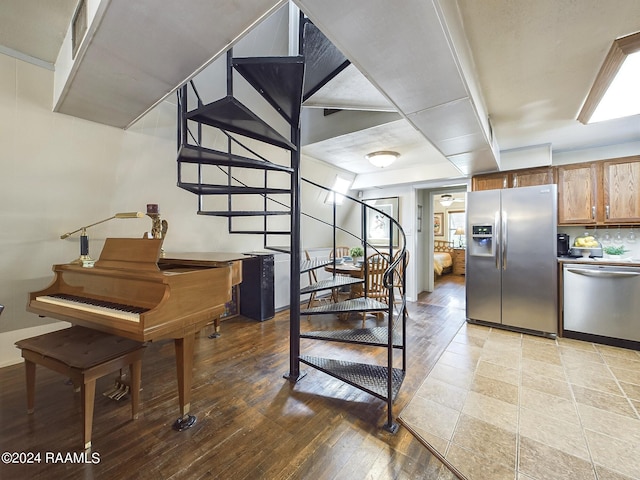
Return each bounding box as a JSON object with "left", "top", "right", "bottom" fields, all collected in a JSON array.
[
  {"left": 557, "top": 163, "right": 599, "bottom": 224},
  {"left": 472, "top": 172, "right": 508, "bottom": 191},
  {"left": 557, "top": 156, "right": 640, "bottom": 225},
  {"left": 602, "top": 156, "right": 640, "bottom": 223},
  {"left": 472, "top": 166, "right": 554, "bottom": 191},
  {"left": 472, "top": 156, "right": 640, "bottom": 225},
  {"left": 510, "top": 166, "right": 554, "bottom": 188}
]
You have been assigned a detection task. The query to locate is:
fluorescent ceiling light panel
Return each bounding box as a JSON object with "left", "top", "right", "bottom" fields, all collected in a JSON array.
[
  {"left": 578, "top": 31, "right": 640, "bottom": 124},
  {"left": 589, "top": 51, "right": 640, "bottom": 123}
]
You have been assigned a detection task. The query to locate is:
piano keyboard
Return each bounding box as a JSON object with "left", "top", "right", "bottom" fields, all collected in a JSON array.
[{"left": 35, "top": 294, "right": 148, "bottom": 322}]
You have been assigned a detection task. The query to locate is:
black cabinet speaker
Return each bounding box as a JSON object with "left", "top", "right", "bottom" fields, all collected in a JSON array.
[{"left": 240, "top": 254, "right": 275, "bottom": 321}]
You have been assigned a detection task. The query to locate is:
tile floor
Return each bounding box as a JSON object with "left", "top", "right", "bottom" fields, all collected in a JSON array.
[{"left": 399, "top": 323, "right": 640, "bottom": 480}]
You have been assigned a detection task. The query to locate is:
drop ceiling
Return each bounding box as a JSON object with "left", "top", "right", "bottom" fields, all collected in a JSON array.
[
  {"left": 0, "top": 0, "right": 77, "bottom": 68},
  {"left": 1, "top": 0, "right": 639, "bottom": 188}
]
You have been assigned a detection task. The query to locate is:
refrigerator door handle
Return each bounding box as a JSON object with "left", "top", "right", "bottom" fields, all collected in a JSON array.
[
  {"left": 502, "top": 210, "right": 508, "bottom": 270},
  {"left": 494, "top": 211, "right": 500, "bottom": 269}
]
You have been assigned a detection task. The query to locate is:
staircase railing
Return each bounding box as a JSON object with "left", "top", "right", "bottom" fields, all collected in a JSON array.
[
  {"left": 174, "top": 37, "right": 408, "bottom": 430},
  {"left": 296, "top": 178, "right": 408, "bottom": 432}
]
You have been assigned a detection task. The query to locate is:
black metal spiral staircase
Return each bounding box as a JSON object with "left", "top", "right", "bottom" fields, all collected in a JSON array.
[{"left": 174, "top": 18, "right": 407, "bottom": 432}]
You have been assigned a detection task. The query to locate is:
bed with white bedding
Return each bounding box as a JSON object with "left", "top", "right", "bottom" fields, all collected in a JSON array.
[{"left": 434, "top": 240, "right": 454, "bottom": 276}]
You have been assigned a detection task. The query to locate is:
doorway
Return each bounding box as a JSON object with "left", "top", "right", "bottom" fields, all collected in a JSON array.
[{"left": 416, "top": 187, "right": 467, "bottom": 298}]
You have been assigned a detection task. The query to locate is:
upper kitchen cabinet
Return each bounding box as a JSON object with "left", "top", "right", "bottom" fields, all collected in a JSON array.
[
  {"left": 557, "top": 156, "right": 640, "bottom": 225},
  {"left": 602, "top": 156, "right": 640, "bottom": 224},
  {"left": 510, "top": 167, "right": 554, "bottom": 188},
  {"left": 557, "top": 163, "right": 599, "bottom": 224},
  {"left": 472, "top": 166, "right": 554, "bottom": 191},
  {"left": 472, "top": 172, "right": 508, "bottom": 191}
]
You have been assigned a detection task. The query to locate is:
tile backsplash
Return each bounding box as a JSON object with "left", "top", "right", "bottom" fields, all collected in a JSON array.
[{"left": 561, "top": 226, "right": 640, "bottom": 258}]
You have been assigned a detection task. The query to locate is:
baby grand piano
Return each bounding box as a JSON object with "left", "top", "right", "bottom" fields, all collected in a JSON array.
[{"left": 27, "top": 237, "right": 233, "bottom": 431}]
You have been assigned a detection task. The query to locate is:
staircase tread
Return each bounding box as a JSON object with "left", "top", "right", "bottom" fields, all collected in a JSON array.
[
  {"left": 179, "top": 183, "right": 291, "bottom": 195},
  {"left": 301, "top": 22, "right": 350, "bottom": 101},
  {"left": 301, "top": 297, "right": 388, "bottom": 315},
  {"left": 177, "top": 144, "right": 293, "bottom": 172},
  {"left": 264, "top": 245, "right": 290, "bottom": 253},
  {"left": 300, "top": 258, "right": 332, "bottom": 273},
  {"left": 232, "top": 56, "right": 305, "bottom": 126},
  {"left": 300, "top": 276, "right": 363, "bottom": 294},
  {"left": 229, "top": 231, "right": 291, "bottom": 236},
  {"left": 301, "top": 326, "right": 404, "bottom": 348},
  {"left": 197, "top": 210, "right": 291, "bottom": 217},
  {"left": 299, "top": 355, "right": 404, "bottom": 402},
  {"left": 186, "top": 96, "right": 296, "bottom": 151}
]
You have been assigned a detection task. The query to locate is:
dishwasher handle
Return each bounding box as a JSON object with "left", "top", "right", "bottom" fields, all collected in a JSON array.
[{"left": 566, "top": 268, "right": 640, "bottom": 278}]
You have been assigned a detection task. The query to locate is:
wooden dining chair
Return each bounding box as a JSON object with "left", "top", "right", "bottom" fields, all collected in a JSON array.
[
  {"left": 329, "top": 246, "right": 350, "bottom": 260},
  {"left": 392, "top": 250, "right": 409, "bottom": 314},
  {"left": 362, "top": 253, "right": 390, "bottom": 324},
  {"left": 304, "top": 251, "right": 331, "bottom": 318},
  {"left": 328, "top": 246, "right": 351, "bottom": 302}
]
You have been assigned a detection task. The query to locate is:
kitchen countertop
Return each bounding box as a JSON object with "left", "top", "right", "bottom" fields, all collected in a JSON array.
[{"left": 557, "top": 256, "right": 640, "bottom": 267}]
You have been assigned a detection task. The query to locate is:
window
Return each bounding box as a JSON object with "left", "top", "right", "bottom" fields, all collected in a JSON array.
[
  {"left": 448, "top": 211, "right": 466, "bottom": 248},
  {"left": 71, "top": 0, "right": 87, "bottom": 60},
  {"left": 324, "top": 176, "right": 352, "bottom": 205}
]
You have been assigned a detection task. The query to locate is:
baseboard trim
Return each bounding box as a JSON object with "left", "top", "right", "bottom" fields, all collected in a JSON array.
[{"left": 0, "top": 322, "right": 71, "bottom": 368}]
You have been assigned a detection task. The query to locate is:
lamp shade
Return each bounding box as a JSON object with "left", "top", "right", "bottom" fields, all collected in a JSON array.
[
  {"left": 366, "top": 151, "right": 399, "bottom": 168},
  {"left": 454, "top": 227, "right": 465, "bottom": 235}
]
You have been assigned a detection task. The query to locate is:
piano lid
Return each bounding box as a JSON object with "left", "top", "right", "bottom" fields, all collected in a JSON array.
[{"left": 94, "top": 238, "right": 163, "bottom": 271}]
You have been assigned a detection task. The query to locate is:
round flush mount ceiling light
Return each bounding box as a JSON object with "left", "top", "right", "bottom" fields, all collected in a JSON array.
[
  {"left": 365, "top": 151, "right": 399, "bottom": 168},
  {"left": 439, "top": 194, "right": 454, "bottom": 207}
]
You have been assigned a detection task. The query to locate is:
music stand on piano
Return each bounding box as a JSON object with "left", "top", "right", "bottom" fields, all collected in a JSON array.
[{"left": 59, "top": 212, "right": 144, "bottom": 267}]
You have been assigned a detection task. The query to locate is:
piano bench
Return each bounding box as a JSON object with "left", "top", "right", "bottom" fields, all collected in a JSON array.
[{"left": 15, "top": 326, "right": 146, "bottom": 450}]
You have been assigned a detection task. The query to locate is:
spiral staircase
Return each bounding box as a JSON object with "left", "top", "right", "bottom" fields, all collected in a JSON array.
[{"left": 175, "top": 18, "right": 407, "bottom": 432}]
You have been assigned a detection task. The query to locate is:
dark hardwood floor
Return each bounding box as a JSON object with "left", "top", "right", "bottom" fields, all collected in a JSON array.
[{"left": 0, "top": 274, "right": 466, "bottom": 480}]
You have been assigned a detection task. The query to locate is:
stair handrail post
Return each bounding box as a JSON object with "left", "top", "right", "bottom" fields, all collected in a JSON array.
[
  {"left": 287, "top": 120, "right": 303, "bottom": 382},
  {"left": 362, "top": 201, "right": 369, "bottom": 296},
  {"left": 226, "top": 49, "right": 233, "bottom": 97},
  {"left": 227, "top": 135, "right": 233, "bottom": 232},
  {"left": 401, "top": 250, "right": 407, "bottom": 369},
  {"left": 332, "top": 193, "right": 338, "bottom": 273}
]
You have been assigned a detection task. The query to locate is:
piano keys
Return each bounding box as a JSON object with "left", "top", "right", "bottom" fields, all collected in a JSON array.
[
  {"left": 27, "top": 238, "right": 244, "bottom": 431},
  {"left": 34, "top": 293, "right": 147, "bottom": 322}
]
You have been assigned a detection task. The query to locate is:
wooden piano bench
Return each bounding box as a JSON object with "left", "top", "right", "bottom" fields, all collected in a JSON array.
[{"left": 15, "top": 326, "right": 146, "bottom": 450}]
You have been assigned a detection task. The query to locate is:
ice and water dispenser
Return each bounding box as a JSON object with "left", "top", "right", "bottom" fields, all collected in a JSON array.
[{"left": 470, "top": 225, "right": 494, "bottom": 257}]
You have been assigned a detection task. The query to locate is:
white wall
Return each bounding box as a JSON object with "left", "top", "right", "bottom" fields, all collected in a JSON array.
[
  {"left": 352, "top": 185, "right": 418, "bottom": 300},
  {"left": 1, "top": 54, "right": 243, "bottom": 366},
  {"left": 0, "top": 52, "right": 350, "bottom": 366}
]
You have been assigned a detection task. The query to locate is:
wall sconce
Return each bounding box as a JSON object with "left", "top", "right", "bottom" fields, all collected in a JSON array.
[
  {"left": 61, "top": 212, "right": 144, "bottom": 267},
  {"left": 366, "top": 151, "right": 399, "bottom": 168}
]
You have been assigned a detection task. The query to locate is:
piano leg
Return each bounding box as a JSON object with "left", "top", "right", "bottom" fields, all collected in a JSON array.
[
  {"left": 207, "top": 317, "right": 221, "bottom": 339},
  {"left": 172, "top": 333, "right": 197, "bottom": 431}
]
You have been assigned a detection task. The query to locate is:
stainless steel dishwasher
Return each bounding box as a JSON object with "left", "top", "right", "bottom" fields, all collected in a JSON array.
[{"left": 563, "top": 263, "right": 640, "bottom": 343}]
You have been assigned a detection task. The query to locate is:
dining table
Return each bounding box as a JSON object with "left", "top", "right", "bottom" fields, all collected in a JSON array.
[{"left": 324, "top": 260, "right": 364, "bottom": 299}]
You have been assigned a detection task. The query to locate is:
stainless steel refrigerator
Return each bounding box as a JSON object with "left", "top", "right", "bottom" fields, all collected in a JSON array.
[{"left": 466, "top": 184, "right": 558, "bottom": 335}]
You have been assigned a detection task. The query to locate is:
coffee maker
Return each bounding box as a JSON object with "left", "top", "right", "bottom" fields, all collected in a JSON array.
[{"left": 557, "top": 233, "right": 570, "bottom": 256}]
